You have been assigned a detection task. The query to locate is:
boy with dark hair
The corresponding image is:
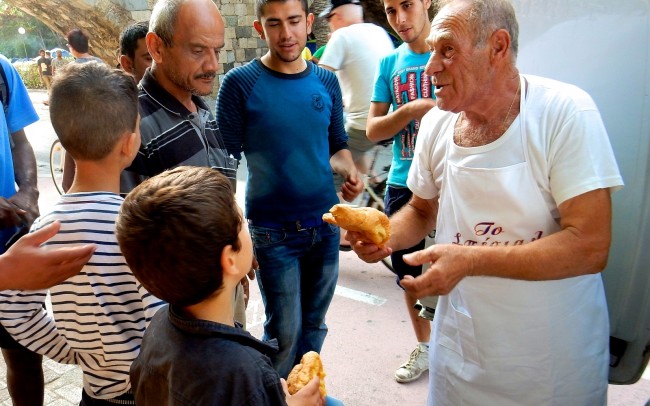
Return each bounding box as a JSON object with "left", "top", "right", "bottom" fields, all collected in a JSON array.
[
  {"left": 0, "top": 62, "right": 164, "bottom": 405},
  {"left": 118, "top": 21, "right": 152, "bottom": 83},
  {"left": 116, "top": 166, "right": 331, "bottom": 405}
]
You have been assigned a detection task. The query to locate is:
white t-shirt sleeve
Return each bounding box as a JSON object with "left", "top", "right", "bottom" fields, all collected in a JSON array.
[
  {"left": 526, "top": 78, "right": 624, "bottom": 206},
  {"left": 318, "top": 31, "right": 347, "bottom": 71}
]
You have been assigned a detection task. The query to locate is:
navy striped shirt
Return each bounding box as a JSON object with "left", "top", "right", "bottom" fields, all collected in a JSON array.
[
  {"left": 122, "top": 69, "right": 237, "bottom": 193},
  {"left": 0, "top": 192, "right": 165, "bottom": 400}
]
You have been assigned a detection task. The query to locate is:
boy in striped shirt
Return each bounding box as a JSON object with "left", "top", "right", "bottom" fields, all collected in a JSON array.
[{"left": 0, "top": 62, "right": 164, "bottom": 405}]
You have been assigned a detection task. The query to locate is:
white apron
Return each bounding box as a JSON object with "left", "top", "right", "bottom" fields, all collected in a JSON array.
[{"left": 428, "top": 76, "right": 609, "bottom": 406}]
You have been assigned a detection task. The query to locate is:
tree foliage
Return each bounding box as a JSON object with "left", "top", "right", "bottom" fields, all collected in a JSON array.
[{"left": 0, "top": 1, "right": 66, "bottom": 59}]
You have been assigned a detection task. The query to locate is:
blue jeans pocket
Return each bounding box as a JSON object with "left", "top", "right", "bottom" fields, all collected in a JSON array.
[
  {"left": 250, "top": 225, "right": 287, "bottom": 248},
  {"left": 323, "top": 223, "right": 339, "bottom": 238}
]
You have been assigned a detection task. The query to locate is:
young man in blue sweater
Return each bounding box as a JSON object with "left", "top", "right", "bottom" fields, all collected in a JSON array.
[{"left": 216, "top": 0, "right": 363, "bottom": 379}]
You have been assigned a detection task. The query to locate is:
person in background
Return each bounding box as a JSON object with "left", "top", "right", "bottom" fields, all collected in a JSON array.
[
  {"left": 37, "top": 49, "right": 53, "bottom": 104},
  {"left": 65, "top": 28, "right": 104, "bottom": 64},
  {"left": 0, "top": 52, "right": 44, "bottom": 406},
  {"left": 317, "top": 0, "right": 394, "bottom": 249},
  {"left": 349, "top": 0, "right": 623, "bottom": 403},
  {"left": 311, "top": 44, "right": 326, "bottom": 64},
  {"left": 118, "top": 20, "right": 153, "bottom": 83},
  {"left": 61, "top": 28, "right": 106, "bottom": 192},
  {"left": 364, "top": 0, "right": 437, "bottom": 384},
  {"left": 217, "top": 0, "right": 363, "bottom": 378},
  {"left": 52, "top": 49, "right": 70, "bottom": 76}
]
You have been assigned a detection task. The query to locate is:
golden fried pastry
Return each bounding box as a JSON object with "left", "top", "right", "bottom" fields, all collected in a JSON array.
[
  {"left": 322, "top": 204, "right": 390, "bottom": 246},
  {"left": 286, "top": 351, "right": 327, "bottom": 398}
]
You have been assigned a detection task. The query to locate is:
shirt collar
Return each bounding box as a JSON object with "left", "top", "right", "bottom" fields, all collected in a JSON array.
[{"left": 167, "top": 305, "right": 279, "bottom": 355}]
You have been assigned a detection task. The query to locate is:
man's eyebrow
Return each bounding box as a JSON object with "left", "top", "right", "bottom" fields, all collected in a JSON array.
[{"left": 188, "top": 42, "right": 225, "bottom": 50}]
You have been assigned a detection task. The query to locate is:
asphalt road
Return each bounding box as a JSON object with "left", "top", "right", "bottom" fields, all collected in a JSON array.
[{"left": 8, "top": 89, "right": 649, "bottom": 406}]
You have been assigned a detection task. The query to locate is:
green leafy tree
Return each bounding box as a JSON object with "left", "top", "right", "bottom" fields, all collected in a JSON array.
[{"left": 0, "top": 2, "right": 65, "bottom": 59}]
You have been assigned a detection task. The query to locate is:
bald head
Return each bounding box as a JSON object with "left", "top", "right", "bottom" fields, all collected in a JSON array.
[
  {"left": 327, "top": 3, "right": 363, "bottom": 31},
  {"left": 147, "top": 0, "right": 225, "bottom": 98},
  {"left": 150, "top": 0, "right": 224, "bottom": 47}
]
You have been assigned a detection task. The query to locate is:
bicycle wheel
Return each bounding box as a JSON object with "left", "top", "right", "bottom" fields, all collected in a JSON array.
[{"left": 49, "top": 139, "right": 65, "bottom": 195}]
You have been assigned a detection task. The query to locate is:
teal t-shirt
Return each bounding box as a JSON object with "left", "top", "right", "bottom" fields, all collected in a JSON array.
[{"left": 371, "top": 43, "right": 434, "bottom": 187}]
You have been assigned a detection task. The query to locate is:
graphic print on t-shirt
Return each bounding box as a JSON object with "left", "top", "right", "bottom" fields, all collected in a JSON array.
[{"left": 392, "top": 66, "right": 432, "bottom": 159}]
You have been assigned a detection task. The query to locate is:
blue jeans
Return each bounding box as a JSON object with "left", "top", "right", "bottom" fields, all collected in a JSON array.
[{"left": 251, "top": 222, "right": 340, "bottom": 378}]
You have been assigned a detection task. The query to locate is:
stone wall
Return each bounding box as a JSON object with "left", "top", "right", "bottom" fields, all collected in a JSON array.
[
  {"left": 5, "top": 0, "right": 436, "bottom": 97},
  {"left": 217, "top": 0, "right": 267, "bottom": 87}
]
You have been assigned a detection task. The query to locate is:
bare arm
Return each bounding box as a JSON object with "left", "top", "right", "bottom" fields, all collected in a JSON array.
[
  {"left": 401, "top": 188, "right": 612, "bottom": 297},
  {"left": 366, "top": 99, "right": 437, "bottom": 143},
  {"left": 330, "top": 149, "right": 363, "bottom": 202},
  {"left": 6, "top": 129, "right": 39, "bottom": 226},
  {"left": 0, "top": 221, "right": 96, "bottom": 290}
]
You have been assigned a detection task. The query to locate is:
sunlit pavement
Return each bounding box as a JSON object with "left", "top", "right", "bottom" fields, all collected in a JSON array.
[{"left": 0, "top": 90, "right": 646, "bottom": 405}]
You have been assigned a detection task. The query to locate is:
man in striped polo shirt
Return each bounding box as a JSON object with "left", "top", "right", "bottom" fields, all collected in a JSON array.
[{"left": 118, "top": 0, "right": 250, "bottom": 325}]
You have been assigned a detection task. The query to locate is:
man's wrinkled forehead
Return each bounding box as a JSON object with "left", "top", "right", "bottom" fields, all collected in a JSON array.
[{"left": 430, "top": 2, "right": 471, "bottom": 37}]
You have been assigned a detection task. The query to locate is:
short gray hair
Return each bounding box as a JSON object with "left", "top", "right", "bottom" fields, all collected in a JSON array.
[
  {"left": 437, "top": 0, "right": 519, "bottom": 57},
  {"left": 149, "top": 0, "right": 186, "bottom": 47}
]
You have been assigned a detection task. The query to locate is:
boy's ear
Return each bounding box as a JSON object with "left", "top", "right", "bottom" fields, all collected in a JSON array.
[
  {"left": 220, "top": 245, "right": 240, "bottom": 280},
  {"left": 121, "top": 131, "right": 140, "bottom": 161}
]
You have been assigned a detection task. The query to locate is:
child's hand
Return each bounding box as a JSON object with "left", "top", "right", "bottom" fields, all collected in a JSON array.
[{"left": 282, "top": 377, "right": 324, "bottom": 406}]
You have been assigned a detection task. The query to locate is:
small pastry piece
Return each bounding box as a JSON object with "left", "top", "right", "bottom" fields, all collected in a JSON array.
[
  {"left": 286, "top": 351, "right": 327, "bottom": 398},
  {"left": 322, "top": 204, "right": 390, "bottom": 245}
]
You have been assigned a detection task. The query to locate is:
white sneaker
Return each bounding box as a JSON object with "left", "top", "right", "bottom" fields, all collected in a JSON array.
[{"left": 394, "top": 344, "right": 429, "bottom": 383}]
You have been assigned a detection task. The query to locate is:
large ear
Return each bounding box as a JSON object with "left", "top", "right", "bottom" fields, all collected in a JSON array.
[
  {"left": 306, "top": 12, "right": 315, "bottom": 35},
  {"left": 489, "top": 28, "right": 512, "bottom": 63},
  {"left": 253, "top": 20, "right": 266, "bottom": 40},
  {"left": 146, "top": 32, "right": 165, "bottom": 64}
]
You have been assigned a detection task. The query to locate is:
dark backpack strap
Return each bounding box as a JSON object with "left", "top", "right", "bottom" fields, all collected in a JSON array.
[{"left": 0, "top": 62, "right": 8, "bottom": 115}]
